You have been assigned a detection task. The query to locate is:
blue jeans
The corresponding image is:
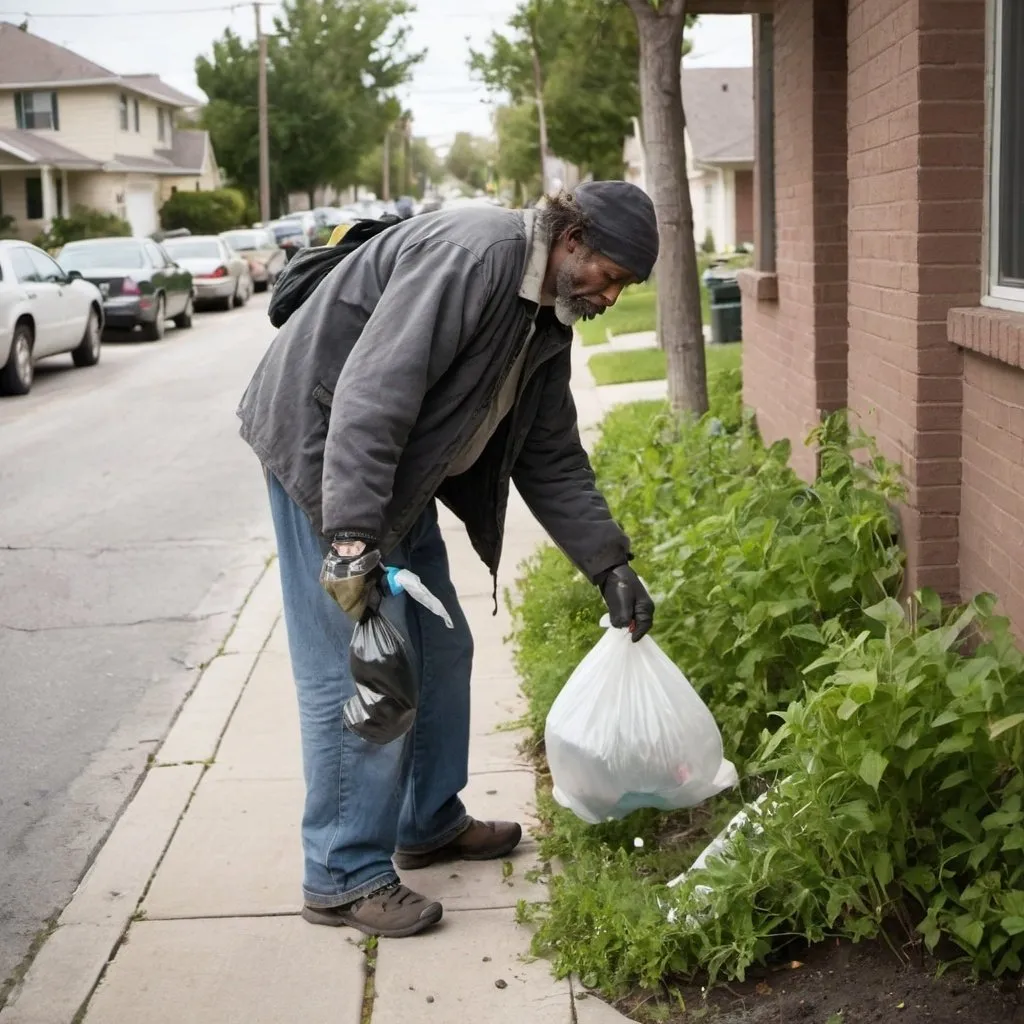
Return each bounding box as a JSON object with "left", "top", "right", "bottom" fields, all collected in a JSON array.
[{"left": 267, "top": 473, "right": 472, "bottom": 907}]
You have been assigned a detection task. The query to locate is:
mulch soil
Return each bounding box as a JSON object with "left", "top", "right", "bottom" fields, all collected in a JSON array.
[{"left": 605, "top": 939, "right": 1024, "bottom": 1024}]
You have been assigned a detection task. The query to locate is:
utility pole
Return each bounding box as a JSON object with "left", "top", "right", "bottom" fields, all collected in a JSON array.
[
  {"left": 382, "top": 124, "right": 391, "bottom": 201},
  {"left": 255, "top": 3, "right": 271, "bottom": 223}
]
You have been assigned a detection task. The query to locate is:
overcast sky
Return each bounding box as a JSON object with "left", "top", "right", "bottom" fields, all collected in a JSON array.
[{"left": 1, "top": 1, "right": 752, "bottom": 145}]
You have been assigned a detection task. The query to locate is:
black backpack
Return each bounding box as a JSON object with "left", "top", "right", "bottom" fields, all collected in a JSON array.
[{"left": 267, "top": 214, "right": 402, "bottom": 328}]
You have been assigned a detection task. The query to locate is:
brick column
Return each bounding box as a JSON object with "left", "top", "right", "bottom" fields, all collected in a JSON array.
[
  {"left": 741, "top": 0, "right": 848, "bottom": 480},
  {"left": 845, "top": 0, "right": 985, "bottom": 598}
]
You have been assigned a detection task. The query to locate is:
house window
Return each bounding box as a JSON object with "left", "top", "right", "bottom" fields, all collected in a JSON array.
[
  {"left": 989, "top": 0, "right": 1024, "bottom": 305},
  {"left": 119, "top": 93, "right": 129, "bottom": 131},
  {"left": 755, "top": 14, "right": 776, "bottom": 275},
  {"left": 56, "top": 177, "right": 64, "bottom": 218},
  {"left": 15, "top": 91, "right": 59, "bottom": 131},
  {"left": 25, "top": 176, "right": 43, "bottom": 220},
  {"left": 158, "top": 108, "right": 166, "bottom": 142},
  {"left": 133, "top": 98, "right": 141, "bottom": 133}
]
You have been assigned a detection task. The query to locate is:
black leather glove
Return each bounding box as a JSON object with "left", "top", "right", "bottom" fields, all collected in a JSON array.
[{"left": 598, "top": 564, "right": 655, "bottom": 642}]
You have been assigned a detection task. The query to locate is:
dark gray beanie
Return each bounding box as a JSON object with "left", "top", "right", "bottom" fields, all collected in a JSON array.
[{"left": 572, "top": 180, "right": 660, "bottom": 281}]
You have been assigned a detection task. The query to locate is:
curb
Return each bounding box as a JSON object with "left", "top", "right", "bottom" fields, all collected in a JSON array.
[{"left": 0, "top": 563, "right": 282, "bottom": 1024}]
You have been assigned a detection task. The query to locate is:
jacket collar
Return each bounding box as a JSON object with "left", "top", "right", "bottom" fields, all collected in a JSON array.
[{"left": 517, "top": 208, "right": 550, "bottom": 307}]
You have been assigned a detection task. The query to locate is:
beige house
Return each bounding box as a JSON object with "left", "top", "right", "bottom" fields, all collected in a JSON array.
[
  {"left": 625, "top": 67, "right": 755, "bottom": 251},
  {"left": 0, "top": 23, "right": 221, "bottom": 241}
]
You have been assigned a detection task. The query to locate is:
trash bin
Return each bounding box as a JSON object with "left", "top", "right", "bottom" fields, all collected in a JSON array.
[{"left": 703, "top": 269, "right": 742, "bottom": 344}]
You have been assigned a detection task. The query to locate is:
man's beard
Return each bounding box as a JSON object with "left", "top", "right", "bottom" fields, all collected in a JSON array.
[{"left": 553, "top": 258, "right": 603, "bottom": 326}]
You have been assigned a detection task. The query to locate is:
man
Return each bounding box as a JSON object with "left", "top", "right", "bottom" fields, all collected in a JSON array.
[{"left": 237, "top": 181, "right": 658, "bottom": 938}]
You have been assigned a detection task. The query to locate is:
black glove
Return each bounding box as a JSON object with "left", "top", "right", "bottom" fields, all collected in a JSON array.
[{"left": 598, "top": 564, "right": 655, "bottom": 642}]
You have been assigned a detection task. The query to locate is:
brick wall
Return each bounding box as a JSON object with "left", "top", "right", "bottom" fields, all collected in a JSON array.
[
  {"left": 734, "top": 169, "right": 754, "bottom": 246},
  {"left": 742, "top": 0, "right": 847, "bottom": 480},
  {"left": 845, "top": 0, "right": 984, "bottom": 598},
  {"left": 959, "top": 353, "right": 1024, "bottom": 627}
]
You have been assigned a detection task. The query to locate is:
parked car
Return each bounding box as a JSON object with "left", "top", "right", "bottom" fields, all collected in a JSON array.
[
  {"left": 161, "top": 235, "right": 253, "bottom": 311},
  {"left": 266, "top": 220, "right": 310, "bottom": 262},
  {"left": 0, "top": 239, "right": 104, "bottom": 396},
  {"left": 57, "top": 237, "right": 193, "bottom": 342},
  {"left": 219, "top": 228, "right": 286, "bottom": 293},
  {"left": 277, "top": 210, "right": 318, "bottom": 243}
]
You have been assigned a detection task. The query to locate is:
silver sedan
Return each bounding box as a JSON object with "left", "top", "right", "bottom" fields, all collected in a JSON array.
[
  {"left": 160, "top": 235, "right": 253, "bottom": 312},
  {"left": 0, "top": 239, "right": 104, "bottom": 396}
]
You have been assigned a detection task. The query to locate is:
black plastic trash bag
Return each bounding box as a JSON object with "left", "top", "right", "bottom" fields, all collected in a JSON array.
[
  {"left": 344, "top": 606, "right": 418, "bottom": 745},
  {"left": 267, "top": 215, "right": 401, "bottom": 328}
]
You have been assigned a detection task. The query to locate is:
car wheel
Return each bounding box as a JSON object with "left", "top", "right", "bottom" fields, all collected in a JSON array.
[
  {"left": 71, "top": 308, "right": 102, "bottom": 367},
  {"left": 0, "top": 321, "right": 34, "bottom": 396},
  {"left": 140, "top": 295, "right": 166, "bottom": 342},
  {"left": 173, "top": 294, "right": 194, "bottom": 330},
  {"left": 220, "top": 290, "right": 234, "bottom": 312},
  {"left": 254, "top": 278, "right": 268, "bottom": 293}
]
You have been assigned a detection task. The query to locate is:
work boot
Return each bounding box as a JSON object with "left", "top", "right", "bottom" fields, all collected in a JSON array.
[
  {"left": 393, "top": 818, "right": 523, "bottom": 871},
  {"left": 301, "top": 882, "right": 443, "bottom": 938}
]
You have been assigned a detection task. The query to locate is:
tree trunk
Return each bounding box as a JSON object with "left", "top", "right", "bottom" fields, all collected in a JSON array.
[
  {"left": 626, "top": 0, "right": 708, "bottom": 417},
  {"left": 528, "top": 14, "right": 550, "bottom": 193}
]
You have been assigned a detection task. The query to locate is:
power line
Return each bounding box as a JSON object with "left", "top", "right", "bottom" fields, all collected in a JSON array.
[{"left": 0, "top": 3, "right": 272, "bottom": 17}]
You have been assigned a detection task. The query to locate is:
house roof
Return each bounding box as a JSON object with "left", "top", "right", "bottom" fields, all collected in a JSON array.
[
  {"left": 0, "top": 23, "right": 201, "bottom": 107},
  {"left": 0, "top": 127, "right": 100, "bottom": 169},
  {"left": 156, "top": 130, "right": 208, "bottom": 173},
  {"left": 682, "top": 67, "right": 754, "bottom": 165},
  {"left": 121, "top": 74, "right": 202, "bottom": 109}
]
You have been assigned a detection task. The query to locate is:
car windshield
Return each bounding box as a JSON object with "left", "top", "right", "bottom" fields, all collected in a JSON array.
[
  {"left": 60, "top": 242, "right": 145, "bottom": 270},
  {"left": 223, "top": 232, "right": 263, "bottom": 251},
  {"left": 163, "top": 240, "right": 221, "bottom": 259}
]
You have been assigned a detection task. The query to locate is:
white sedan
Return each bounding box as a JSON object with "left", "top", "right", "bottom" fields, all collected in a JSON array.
[
  {"left": 160, "top": 235, "right": 253, "bottom": 311},
  {"left": 0, "top": 239, "right": 104, "bottom": 396}
]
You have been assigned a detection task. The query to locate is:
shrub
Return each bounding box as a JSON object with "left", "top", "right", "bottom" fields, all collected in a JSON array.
[
  {"left": 660, "top": 592, "right": 1024, "bottom": 983},
  {"left": 159, "top": 188, "right": 248, "bottom": 234},
  {"left": 0, "top": 213, "right": 16, "bottom": 239},
  {"left": 701, "top": 228, "right": 716, "bottom": 254},
  {"left": 510, "top": 370, "right": 921, "bottom": 994},
  {"left": 33, "top": 205, "right": 131, "bottom": 249}
]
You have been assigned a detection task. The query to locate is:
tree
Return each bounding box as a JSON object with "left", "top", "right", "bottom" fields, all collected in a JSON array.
[
  {"left": 358, "top": 132, "right": 440, "bottom": 199},
  {"left": 196, "top": 0, "right": 421, "bottom": 211},
  {"left": 160, "top": 189, "right": 248, "bottom": 234},
  {"left": 469, "top": 0, "right": 648, "bottom": 182},
  {"left": 445, "top": 133, "right": 493, "bottom": 192},
  {"left": 625, "top": 0, "right": 706, "bottom": 416},
  {"left": 494, "top": 103, "right": 541, "bottom": 203}
]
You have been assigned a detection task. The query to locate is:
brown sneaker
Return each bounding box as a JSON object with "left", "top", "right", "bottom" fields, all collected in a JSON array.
[
  {"left": 393, "top": 818, "right": 523, "bottom": 871},
  {"left": 301, "top": 883, "right": 443, "bottom": 938}
]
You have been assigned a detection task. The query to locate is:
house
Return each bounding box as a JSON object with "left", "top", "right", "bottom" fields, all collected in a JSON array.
[
  {"left": 682, "top": 0, "right": 1024, "bottom": 632},
  {"left": 624, "top": 67, "right": 755, "bottom": 251},
  {"left": 0, "top": 23, "right": 221, "bottom": 240}
]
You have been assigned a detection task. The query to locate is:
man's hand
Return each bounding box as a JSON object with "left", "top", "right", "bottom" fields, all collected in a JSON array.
[
  {"left": 599, "top": 565, "right": 654, "bottom": 642},
  {"left": 320, "top": 534, "right": 383, "bottom": 620}
]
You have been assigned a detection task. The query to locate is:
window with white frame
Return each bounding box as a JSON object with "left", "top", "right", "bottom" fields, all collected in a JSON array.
[
  {"left": 119, "top": 93, "right": 129, "bottom": 131},
  {"left": 15, "top": 91, "right": 59, "bottom": 131},
  {"left": 989, "top": 0, "right": 1024, "bottom": 304},
  {"left": 133, "top": 98, "right": 141, "bottom": 133},
  {"left": 158, "top": 108, "right": 167, "bottom": 142}
]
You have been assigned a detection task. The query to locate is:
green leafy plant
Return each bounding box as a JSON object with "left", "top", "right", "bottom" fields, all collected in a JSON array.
[
  {"left": 0, "top": 213, "right": 16, "bottom": 239},
  {"left": 658, "top": 592, "right": 1024, "bottom": 983},
  {"left": 33, "top": 205, "right": 131, "bottom": 250},
  {"left": 159, "top": 188, "right": 248, "bottom": 234}
]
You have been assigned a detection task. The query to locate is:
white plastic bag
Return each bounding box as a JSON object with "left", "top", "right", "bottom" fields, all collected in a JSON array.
[{"left": 545, "top": 618, "right": 738, "bottom": 824}]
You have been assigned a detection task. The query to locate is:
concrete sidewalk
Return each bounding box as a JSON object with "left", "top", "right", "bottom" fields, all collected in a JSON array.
[{"left": 0, "top": 345, "right": 635, "bottom": 1024}]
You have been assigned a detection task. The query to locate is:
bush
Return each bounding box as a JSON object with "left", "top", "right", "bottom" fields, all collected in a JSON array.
[
  {"left": 509, "top": 367, "right": 927, "bottom": 993},
  {"left": 0, "top": 213, "right": 16, "bottom": 239},
  {"left": 159, "top": 188, "right": 248, "bottom": 235},
  {"left": 34, "top": 205, "right": 131, "bottom": 249},
  {"left": 701, "top": 228, "right": 716, "bottom": 254},
  {"left": 661, "top": 592, "right": 1024, "bottom": 983}
]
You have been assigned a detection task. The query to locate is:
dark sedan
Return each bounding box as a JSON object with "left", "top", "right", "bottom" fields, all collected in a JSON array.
[{"left": 57, "top": 238, "right": 194, "bottom": 342}]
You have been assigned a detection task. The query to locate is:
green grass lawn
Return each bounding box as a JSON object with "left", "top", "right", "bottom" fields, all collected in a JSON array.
[
  {"left": 577, "top": 278, "right": 714, "bottom": 346},
  {"left": 588, "top": 341, "right": 742, "bottom": 387}
]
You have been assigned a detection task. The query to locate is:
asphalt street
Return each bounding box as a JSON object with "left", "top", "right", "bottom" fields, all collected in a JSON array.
[{"left": 0, "top": 294, "right": 277, "bottom": 996}]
